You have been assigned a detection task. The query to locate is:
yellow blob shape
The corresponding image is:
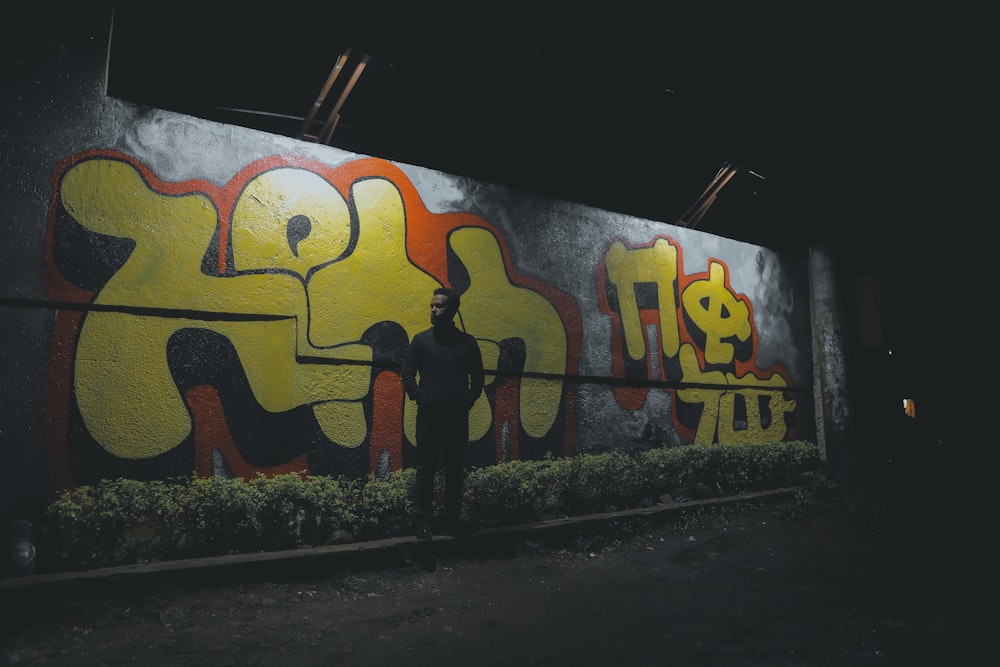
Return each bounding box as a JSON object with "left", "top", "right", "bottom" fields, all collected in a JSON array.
[
  {"left": 307, "top": 177, "right": 441, "bottom": 348},
  {"left": 61, "top": 159, "right": 373, "bottom": 459},
  {"left": 75, "top": 314, "right": 192, "bottom": 458},
  {"left": 313, "top": 401, "right": 368, "bottom": 447},
  {"left": 681, "top": 261, "right": 751, "bottom": 366},
  {"left": 231, "top": 168, "right": 352, "bottom": 276},
  {"left": 677, "top": 342, "right": 728, "bottom": 445},
  {"left": 604, "top": 239, "right": 680, "bottom": 360},
  {"left": 449, "top": 227, "right": 566, "bottom": 437},
  {"left": 716, "top": 371, "right": 795, "bottom": 444}
]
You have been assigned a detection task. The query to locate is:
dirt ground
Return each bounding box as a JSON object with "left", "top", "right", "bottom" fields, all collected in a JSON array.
[{"left": 0, "top": 491, "right": 992, "bottom": 666}]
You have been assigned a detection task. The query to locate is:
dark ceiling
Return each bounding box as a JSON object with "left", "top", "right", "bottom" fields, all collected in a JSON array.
[{"left": 104, "top": 3, "right": 976, "bottom": 267}]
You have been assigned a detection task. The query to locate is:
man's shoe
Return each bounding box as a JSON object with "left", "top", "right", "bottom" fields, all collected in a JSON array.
[{"left": 416, "top": 522, "right": 433, "bottom": 542}]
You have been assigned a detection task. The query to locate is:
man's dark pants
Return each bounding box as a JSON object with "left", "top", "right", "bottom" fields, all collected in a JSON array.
[{"left": 414, "top": 405, "right": 469, "bottom": 524}]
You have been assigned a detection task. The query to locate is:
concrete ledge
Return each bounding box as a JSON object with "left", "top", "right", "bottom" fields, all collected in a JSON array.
[{"left": 0, "top": 487, "right": 800, "bottom": 594}]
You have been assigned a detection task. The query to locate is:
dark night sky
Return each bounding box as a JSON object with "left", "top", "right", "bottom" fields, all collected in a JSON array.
[{"left": 107, "top": 4, "right": 983, "bottom": 245}]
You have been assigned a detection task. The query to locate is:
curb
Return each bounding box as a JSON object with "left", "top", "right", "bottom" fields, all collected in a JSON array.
[{"left": 0, "top": 487, "right": 800, "bottom": 596}]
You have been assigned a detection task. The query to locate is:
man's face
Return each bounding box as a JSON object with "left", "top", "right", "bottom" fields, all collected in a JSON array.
[{"left": 430, "top": 294, "right": 452, "bottom": 326}]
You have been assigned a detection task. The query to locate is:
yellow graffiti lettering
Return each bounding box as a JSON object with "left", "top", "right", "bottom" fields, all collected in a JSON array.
[
  {"left": 677, "top": 343, "right": 795, "bottom": 444},
  {"left": 305, "top": 177, "right": 441, "bottom": 347},
  {"left": 449, "top": 227, "right": 566, "bottom": 437},
  {"left": 60, "top": 158, "right": 572, "bottom": 465},
  {"left": 681, "top": 261, "right": 751, "bottom": 365},
  {"left": 62, "top": 160, "right": 370, "bottom": 459},
  {"left": 295, "top": 177, "right": 498, "bottom": 446},
  {"left": 676, "top": 343, "right": 728, "bottom": 444},
  {"left": 234, "top": 172, "right": 437, "bottom": 445},
  {"left": 231, "top": 167, "right": 353, "bottom": 276},
  {"left": 716, "top": 373, "right": 796, "bottom": 444},
  {"left": 604, "top": 239, "right": 680, "bottom": 360}
]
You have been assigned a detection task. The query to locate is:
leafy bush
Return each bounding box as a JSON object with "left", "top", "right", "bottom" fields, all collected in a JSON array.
[
  {"left": 251, "top": 473, "right": 362, "bottom": 551},
  {"left": 38, "top": 441, "right": 821, "bottom": 573},
  {"left": 171, "top": 475, "right": 261, "bottom": 558},
  {"left": 465, "top": 459, "right": 550, "bottom": 526},
  {"left": 355, "top": 468, "right": 416, "bottom": 540}
]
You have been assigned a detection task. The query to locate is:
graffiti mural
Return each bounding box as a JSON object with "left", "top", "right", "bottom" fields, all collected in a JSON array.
[
  {"left": 44, "top": 151, "right": 581, "bottom": 489},
  {"left": 598, "top": 237, "right": 798, "bottom": 444}
]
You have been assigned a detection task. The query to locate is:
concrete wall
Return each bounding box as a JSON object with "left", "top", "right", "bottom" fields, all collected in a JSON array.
[{"left": 1, "top": 7, "right": 816, "bottom": 519}]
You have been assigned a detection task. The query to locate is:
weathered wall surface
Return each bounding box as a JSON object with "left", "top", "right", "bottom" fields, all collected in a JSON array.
[{"left": 0, "top": 8, "right": 814, "bottom": 518}]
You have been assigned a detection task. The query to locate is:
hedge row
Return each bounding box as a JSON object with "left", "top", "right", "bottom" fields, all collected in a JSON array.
[{"left": 40, "top": 440, "right": 821, "bottom": 573}]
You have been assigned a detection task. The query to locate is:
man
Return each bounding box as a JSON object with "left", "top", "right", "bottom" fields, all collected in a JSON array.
[{"left": 401, "top": 287, "right": 485, "bottom": 540}]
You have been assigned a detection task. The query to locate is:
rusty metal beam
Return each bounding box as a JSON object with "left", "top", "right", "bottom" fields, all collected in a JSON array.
[
  {"left": 299, "top": 48, "right": 352, "bottom": 141},
  {"left": 318, "top": 54, "right": 370, "bottom": 145}
]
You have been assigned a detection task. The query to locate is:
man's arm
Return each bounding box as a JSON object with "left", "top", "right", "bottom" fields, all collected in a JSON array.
[
  {"left": 466, "top": 338, "right": 485, "bottom": 410},
  {"left": 400, "top": 336, "right": 422, "bottom": 402}
]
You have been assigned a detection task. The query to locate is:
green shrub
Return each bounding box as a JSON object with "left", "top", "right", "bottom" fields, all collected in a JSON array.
[
  {"left": 355, "top": 469, "right": 415, "bottom": 540},
  {"left": 465, "top": 459, "right": 548, "bottom": 526},
  {"left": 559, "top": 451, "right": 656, "bottom": 513},
  {"left": 174, "top": 475, "right": 262, "bottom": 557},
  {"left": 250, "top": 472, "right": 364, "bottom": 550},
  {"left": 39, "top": 440, "right": 822, "bottom": 573}
]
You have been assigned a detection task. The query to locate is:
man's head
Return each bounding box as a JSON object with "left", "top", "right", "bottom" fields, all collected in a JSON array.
[{"left": 430, "top": 287, "right": 460, "bottom": 327}]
